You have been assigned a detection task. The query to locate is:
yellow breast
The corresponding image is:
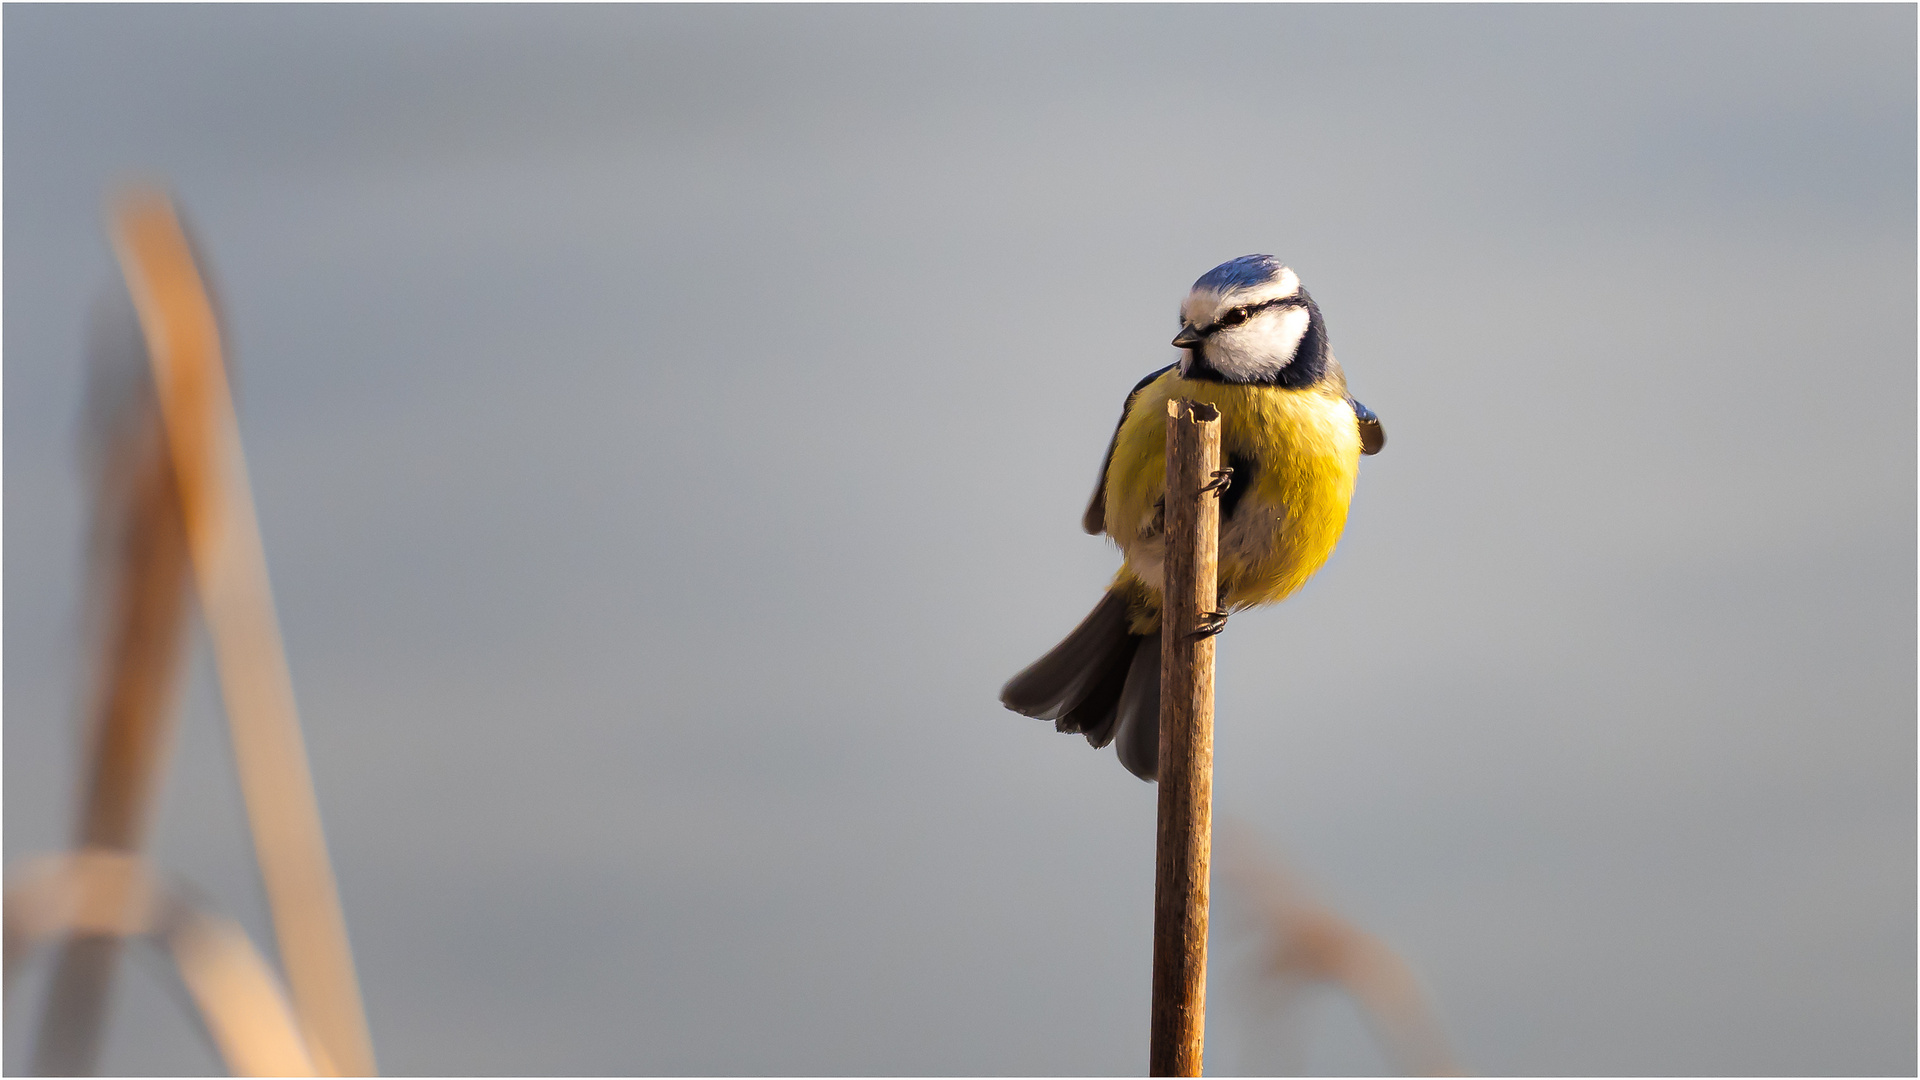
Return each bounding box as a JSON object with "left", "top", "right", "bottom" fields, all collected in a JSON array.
[{"left": 1104, "top": 372, "right": 1361, "bottom": 627}]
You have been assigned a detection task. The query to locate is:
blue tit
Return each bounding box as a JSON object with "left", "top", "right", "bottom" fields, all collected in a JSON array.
[{"left": 1001, "top": 254, "right": 1384, "bottom": 781}]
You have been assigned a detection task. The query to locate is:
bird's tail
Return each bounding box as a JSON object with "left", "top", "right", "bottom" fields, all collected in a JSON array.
[{"left": 1001, "top": 589, "right": 1163, "bottom": 781}]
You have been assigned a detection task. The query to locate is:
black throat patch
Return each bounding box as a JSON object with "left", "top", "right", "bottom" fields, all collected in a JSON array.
[{"left": 1220, "top": 451, "right": 1254, "bottom": 524}]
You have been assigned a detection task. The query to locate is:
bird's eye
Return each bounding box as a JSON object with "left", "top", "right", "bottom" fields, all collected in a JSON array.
[{"left": 1218, "top": 307, "right": 1249, "bottom": 328}]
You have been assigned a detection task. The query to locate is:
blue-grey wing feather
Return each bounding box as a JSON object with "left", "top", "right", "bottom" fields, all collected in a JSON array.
[
  {"left": 1350, "top": 396, "right": 1385, "bottom": 456},
  {"left": 1083, "top": 363, "right": 1178, "bottom": 535}
]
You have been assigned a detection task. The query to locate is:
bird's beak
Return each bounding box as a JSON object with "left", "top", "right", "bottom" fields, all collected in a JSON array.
[{"left": 1172, "top": 324, "right": 1204, "bottom": 349}]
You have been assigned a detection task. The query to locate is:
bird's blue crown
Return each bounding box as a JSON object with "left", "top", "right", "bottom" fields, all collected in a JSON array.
[{"left": 1192, "top": 254, "right": 1286, "bottom": 293}]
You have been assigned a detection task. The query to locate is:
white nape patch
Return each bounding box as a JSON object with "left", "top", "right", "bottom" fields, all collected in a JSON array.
[{"left": 1196, "top": 304, "right": 1311, "bottom": 381}]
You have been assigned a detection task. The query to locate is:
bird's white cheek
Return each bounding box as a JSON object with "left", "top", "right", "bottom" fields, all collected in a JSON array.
[
  {"left": 1218, "top": 308, "right": 1311, "bottom": 377},
  {"left": 1207, "top": 334, "right": 1269, "bottom": 380},
  {"left": 1261, "top": 307, "right": 1311, "bottom": 358}
]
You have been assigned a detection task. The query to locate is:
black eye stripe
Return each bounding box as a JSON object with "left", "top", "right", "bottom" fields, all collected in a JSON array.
[{"left": 1197, "top": 295, "right": 1306, "bottom": 335}]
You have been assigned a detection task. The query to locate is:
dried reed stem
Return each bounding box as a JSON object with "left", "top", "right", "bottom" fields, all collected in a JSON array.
[
  {"left": 1150, "top": 399, "right": 1221, "bottom": 1078},
  {"left": 7, "top": 851, "right": 320, "bottom": 1076},
  {"left": 1218, "top": 824, "right": 1463, "bottom": 1077},
  {"left": 32, "top": 387, "right": 195, "bottom": 1074},
  {"left": 108, "top": 188, "right": 376, "bottom": 1077}
]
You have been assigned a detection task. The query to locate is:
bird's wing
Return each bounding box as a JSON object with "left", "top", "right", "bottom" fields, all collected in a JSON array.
[
  {"left": 1350, "top": 397, "right": 1385, "bottom": 456},
  {"left": 1083, "top": 363, "right": 1178, "bottom": 535}
]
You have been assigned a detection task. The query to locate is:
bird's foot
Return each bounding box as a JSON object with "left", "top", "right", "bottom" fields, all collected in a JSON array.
[
  {"left": 1190, "top": 609, "right": 1229, "bottom": 639},
  {"left": 1199, "top": 467, "right": 1234, "bottom": 495}
]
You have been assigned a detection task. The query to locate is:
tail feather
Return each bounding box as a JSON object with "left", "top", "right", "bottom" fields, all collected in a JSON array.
[
  {"left": 1001, "top": 590, "right": 1133, "bottom": 745},
  {"left": 1053, "top": 645, "right": 1133, "bottom": 748},
  {"left": 1113, "top": 632, "right": 1162, "bottom": 781},
  {"left": 1002, "top": 591, "right": 1163, "bottom": 777}
]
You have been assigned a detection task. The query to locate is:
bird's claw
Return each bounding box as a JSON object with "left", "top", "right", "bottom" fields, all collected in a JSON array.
[
  {"left": 1189, "top": 609, "right": 1229, "bottom": 639},
  {"left": 1199, "top": 467, "right": 1234, "bottom": 496}
]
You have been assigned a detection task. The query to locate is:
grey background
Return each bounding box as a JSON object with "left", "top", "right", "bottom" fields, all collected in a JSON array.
[{"left": 5, "top": 5, "right": 1913, "bottom": 1075}]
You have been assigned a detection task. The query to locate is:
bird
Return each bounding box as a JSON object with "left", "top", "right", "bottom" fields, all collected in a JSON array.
[{"left": 1001, "top": 254, "right": 1383, "bottom": 781}]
